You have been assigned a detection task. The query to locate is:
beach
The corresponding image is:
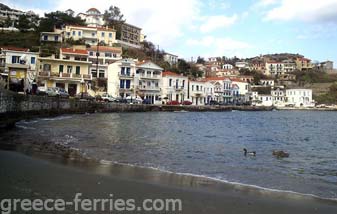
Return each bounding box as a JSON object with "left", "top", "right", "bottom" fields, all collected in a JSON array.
[{"left": 1, "top": 150, "right": 337, "bottom": 214}]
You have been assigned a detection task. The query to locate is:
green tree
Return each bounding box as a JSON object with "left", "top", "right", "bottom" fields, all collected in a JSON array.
[
  {"left": 103, "top": 6, "right": 125, "bottom": 40},
  {"left": 4, "top": 15, "right": 12, "bottom": 27},
  {"left": 17, "top": 15, "right": 30, "bottom": 32},
  {"left": 196, "top": 56, "right": 205, "bottom": 64},
  {"left": 38, "top": 11, "right": 85, "bottom": 32}
]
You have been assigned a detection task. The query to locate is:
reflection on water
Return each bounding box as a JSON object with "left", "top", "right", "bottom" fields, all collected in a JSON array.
[{"left": 3, "top": 111, "right": 337, "bottom": 199}]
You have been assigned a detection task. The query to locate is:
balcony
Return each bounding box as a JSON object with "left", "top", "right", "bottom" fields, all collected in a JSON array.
[
  {"left": 174, "top": 86, "right": 185, "bottom": 91},
  {"left": 118, "top": 72, "right": 134, "bottom": 79},
  {"left": 38, "top": 72, "right": 92, "bottom": 80},
  {"left": 137, "top": 85, "right": 160, "bottom": 91},
  {"left": 139, "top": 74, "right": 161, "bottom": 79}
]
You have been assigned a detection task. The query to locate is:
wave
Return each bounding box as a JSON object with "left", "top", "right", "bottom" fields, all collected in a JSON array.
[{"left": 97, "top": 158, "right": 337, "bottom": 202}]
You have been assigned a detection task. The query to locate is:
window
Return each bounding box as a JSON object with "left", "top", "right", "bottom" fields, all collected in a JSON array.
[
  {"left": 126, "top": 67, "right": 131, "bottom": 76},
  {"left": 78, "top": 31, "right": 81, "bottom": 36},
  {"left": 92, "top": 32, "right": 95, "bottom": 37},
  {"left": 120, "top": 80, "right": 125, "bottom": 88},
  {"left": 11, "top": 56, "right": 20, "bottom": 64},
  {"left": 196, "top": 85, "right": 199, "bottom": 91},
  {"left": 89, "top": 51, "right": 93, "bottom": 56},
  {"left": 91, "top": 69, "right": 97, "bottom": 78},
  {"left": 67, "top": 66, "right": 72, "bottom": 73},
  {"left": 176, "top": 79, "right": 179, "bottom": 88},
  {"left": 125, "top": 80, "right": 131, "bottom": 89},
  {"left": 72, "top": 31, "right": 75, "bottom": 36},
  {"left": 76, "top": 66, "right": 80, "bottom": 75},
  {"left": 99, "top": 70, "right": 105, "bottom": 78},
  {"left": 101, "top": 32, "right": 105, "bottom": 37},
  {"left": 192, "top": 85, "right": 194, "bottom": 91},
  {"left": 182, "top": 80, "right": 185, "bottom": 88},
  {"left": 31, "top": 57, "right": 36, "bottom": 64},
  {"left": 43, "top": 64, "right": 51, "bottom": 71},
  {"left": 109, "top": 33, "right": 113, "bottom": 38},
  {"left": 169, "top": 79, "right": 172, "bottom": 87},
  {"left": 121, "top": 67, "right": 125, "bottom": 75},
  {"left": 54, "top": 36, "right": 59, "bottom": 41},
  {"left": 105, "top": 52, "right": 112, "bottom": 57},
  {"left": 43, "top": 35, "right": 48, "bottom": 41},
  {"left": 67, "top": 32, "right": 70, "bottom": 37},
  {"left": 59, "top": 65, "right": 64, "bottom": 73}
]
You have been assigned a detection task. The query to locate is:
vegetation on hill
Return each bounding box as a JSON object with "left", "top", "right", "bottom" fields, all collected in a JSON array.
[
  {"left": 38, "top": 11, "right": 86, "bottom": 32},
  {"left": 239, "top": 68, "right": 269, "bottom": 84},
  {"left": 293, "top": 70, "right": 337, "bottom": 85},
  {"left": 103, "top": 6, "right": 125, "bottom": 40},
  {"left": 0, "top": 31, "right": 40, "bottom": 50},
  {"left": 314, "top": 83, "right": 337, "bottom": 104}
]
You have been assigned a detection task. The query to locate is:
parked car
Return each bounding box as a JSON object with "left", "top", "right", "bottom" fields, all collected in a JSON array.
[
  {"left": 101, "top": 93, "right": 116, "bottom": 102},
  {"left": 36, "top": 87, "right": 47, "bottom": 96},
  {"left": 182, "top": 100, "right": 192, "bottom": 105},
  {"left": 75, "top": 92, "right": 95, "bottom": 100},
  {"left": 54, "top": 87, "right": 69, "bottom": 98},
  {"left": 208, "top": 100, "right": 220, "bottom": 105},
  {"left": 142, "top": 99, "right": 152, "bottom": 104},
  {"left": 114, "top": 97, "right": 128, "bottom": 103},
  {"left": 166, "top": 100, "right": 181, "bottom": 105},
  {"left": 45, "top": 88, "right": 58, "bottom": 97}
]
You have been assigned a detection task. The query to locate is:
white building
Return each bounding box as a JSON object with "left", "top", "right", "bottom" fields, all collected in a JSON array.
[
  {"left": 77, "top": 8, "right": 104, "bottom": 27},
  {"left": 272, "top": 87, "right": 286, "bottom": 107},
  {"left": 256, "top": 94, "right": 273, "bottom": 107},
  {"left": 0, "top": 47, "right": 38, "bottom": 92},
  {"left": 135, "top": 61, "right": 163, "bottom": 104},
  {"left": 223, "top": 64, "right": 234, "bottom": 70},
  {"left": 204, "top": 81, "right": 215, "bottom": 104},
  {"left": 260, "top": 79, "right": 275, "bottom": 87},
  {"left": 286, "top": 89, "right": 314, "bottom": 107},
  {"left": 107, "top": 58, "right": 137, "bottom": 99},
  {"left": 265, "top": 62, "right": 284, "bottom": 76},
  {"left": 40, "top": 32, "right": 63, "bottom": 43},
  {"left": 235, "top": 61, "right": 249, "bottom": 69},
  {"left": 162, "top": 71, "right": 188, "bottom": 103},
  {"left": 163, "top": 53, "right": 178, "bottom": 66},
  {"left": 188, "top": 80, "right": 206, "bottom": 105}
]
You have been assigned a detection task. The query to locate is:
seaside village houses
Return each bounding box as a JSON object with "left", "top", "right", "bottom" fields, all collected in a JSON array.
[{"left": 2, "top": 7, "right": 334, "bottom": 108}]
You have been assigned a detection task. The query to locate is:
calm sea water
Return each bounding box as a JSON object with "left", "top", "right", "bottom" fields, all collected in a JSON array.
[{"left": 7, "top": 111, "right": 337, "bottom": 199}]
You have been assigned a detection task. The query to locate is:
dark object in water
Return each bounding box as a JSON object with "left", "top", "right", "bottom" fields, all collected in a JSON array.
[
  {"left": 243, "top": 148, "right": 256, "bottom": 156},
  {"left": 273, "top": 150, "right": 289, "bottom": 158}
]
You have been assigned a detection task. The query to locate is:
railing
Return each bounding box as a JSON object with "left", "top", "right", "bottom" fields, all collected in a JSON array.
[
  {"left": 38, "top": 72, "right": 92, "bottom": 80},
  {"left": 118, "top": 72, "right": 133, "bottom": 78},
  {"left": 139, "top": 74, "right": 161, "bottom": 79},
  {"left": 138, "top": 85, "right": 160, "bottom": 91}
]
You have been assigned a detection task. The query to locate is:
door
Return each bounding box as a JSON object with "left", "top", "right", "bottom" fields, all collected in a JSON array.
[{"left": 68, "top": 84, "right": 77, "bottom": 96}]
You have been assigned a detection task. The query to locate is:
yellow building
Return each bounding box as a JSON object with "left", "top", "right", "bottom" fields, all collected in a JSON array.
[
  {"left": 295, "top": 57, "right": 313, "bottom": 71},
  {"left": 38, "top": 48, "right": 92, "bottom": 96},
  {"left": 64, "top": 25, "right": 116, "bottom": 46}
]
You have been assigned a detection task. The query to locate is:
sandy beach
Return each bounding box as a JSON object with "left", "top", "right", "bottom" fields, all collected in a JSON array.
[{"left": 1, "top": 150, "right": 337, "bottom": 214}]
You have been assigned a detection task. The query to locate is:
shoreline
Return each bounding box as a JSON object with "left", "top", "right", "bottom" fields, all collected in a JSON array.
[{"left": 1, "top": 149, "right": 337, "bottom": 213}]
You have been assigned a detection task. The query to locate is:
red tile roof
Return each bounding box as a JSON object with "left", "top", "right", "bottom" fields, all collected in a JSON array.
[
  {"left": 0, "top": 46, "right": 29, "bottom": 52},
  {"left": 87, "top": 46, "right": 122, "bottom": 53},
  {"left": 87, "top": 8, "right": 101, "bottom": 13},
  {"left": 162, "top": 71, "right": 181, "bottom": 77},
  {"left": 61, "top": 48, "right": 88, "bottom": 55}
]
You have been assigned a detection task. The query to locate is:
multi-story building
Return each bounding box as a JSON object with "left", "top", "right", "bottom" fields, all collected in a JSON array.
[
  {"left": 235, "top": 61, "right": 249, "bottom": 69},
  {"left": 40, "top": 32, "right": 63, "bottom": 43},
  {"left": 77, "top": 8, "right": 104, "bottom": 27},
  {"left": 205, "top": 77, "right": 225, "bottom": 103},
  {"left": 163, "top": 53, "right": 178, "bottom": 66},
  {"left": 0, "top": 9, "right": 38, "bottom": 29},
  {"left": 260, "top": 79, "right": 275, "bottom": 87},
  {"left": 64, "top": 25, "right": 116, "bottom": 46},
  {"left": 87, "top": 45, "right": 122, "bottom": 92},
  {"left": 135, "top": 61, "right": 163, "bottom": 104},
  {"left": 107, "top": 58, "right": 137, "bottom": 99},
  {"left": 0, "top": 47, "right": 38, "bottom": 92},
  {"left": 161, "top": 71, "right": 188, "bottom": 103},
  {"left": 38, "top": 48, "right": 91, "bottom": 96},
  {"left": 285, "top": 89, "right": 314, "bottom": 107},
  {"left": 320, "top": 61, "right": 334, "bottom": 72},
  {"left": 204, "top": 81, "right": 215, "bottom": 104},
  {"left": 188, "top": 80, "right": 206, "bottom": 105},
  {"left": 295, "top": 57, "right": 313, "bottom": 71},
  {"left": 271, "top": 87, "right": 286, "bottom": 107},
  {"left": 265, "top": 62, "right": 284, "bottom": 76},
  {"left": 118, "top": 23, "right": 142, "bottom": 48},
  {"left": 283, "top": 60, "right": 296, "bottom": 73}
]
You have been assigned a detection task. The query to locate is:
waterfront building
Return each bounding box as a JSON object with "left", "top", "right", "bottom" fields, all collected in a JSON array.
[
  {"left": 204, "top": 81, "right": 215, "bottom": 104},
  {"left": 77, "top": 8, "right": 104, "bottom": 27},
  {"left": 256, "top": 94, "right": 273, "bottom": 107},
  {"left": 161, "top": 71, "right": 188, "bottom": 103},
  {"left": 107, "top": 58, "right": 137, "bottom": 99},
  {"left": 37, "top": 48, "right": 91, "bottom": 96},
  {"left": 231, "top": 78, "right": 251, "bottom": 104},
  {"left": 285, "top": 89, "right": 314, "bottom": 107},
  {"left": 0, "top": 47, "right": 39, "bottom": 92},
  {"left": 87, "top": 46, "right": 122, "bottom": 93},
  {"left": 205, "top": 77, "right": 226, "bottom": 103},
  {"left": 271, "top": 87, "right": 286, "bottom": 107},
  {"left": 135, "top": 61, "right": 163, "bottom": 104},
  {"left": 188, "top": 80, "right": 206, "bottom": 105},
  {"left": 64, "top": 25, "right": 116, "bottom": 47}
]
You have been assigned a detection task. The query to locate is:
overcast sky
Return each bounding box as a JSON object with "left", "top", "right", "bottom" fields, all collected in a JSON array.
[{"left": 3, "top": 0, "right": 337, "bottom": 66}]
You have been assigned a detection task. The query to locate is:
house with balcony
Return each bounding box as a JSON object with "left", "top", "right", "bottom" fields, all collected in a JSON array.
[
  {"left": 40, "top": 32, "right": 63, "bottom": 43},
  {"left": 295, "top": 57, "right": 313, "bottom": 71},
  {"left": 134, "top": 61, "right": 163, "bottom": 104},
  {"left": 107, "top": 58, "right": 137, "bottom": 99},
  {"left": 272, "top": 87, "right": 286, "bottom": 107},
  {"left": 285, "top": 89, "right": 314, "bottom": 107},
  {"left": 87, "top": 46, "right": 122, "bottom": 93},
  {"left": 265, "top": 62, "right": 284, "bottom": 76},
  {"left": 0, "top": 47, "right": 38, "bottom": 92},
  {"left": 205, "top": 77, "right": 226, "bottom": 103},
  {"left": 163, "top": 53, "right": 178, "bottom": 66},
  {"left": 64, "top": 25, "right": 116, "bottom": 46},
  {"left": 188, "top": 80, "right": 206, "bottom": 105},
  {"left": 283, "top": 59, "right": 296, "bottom": 73},
  {"left": 37, "top": 48, "right": 91, "bottom": 96},
  {"left": 161, "top": 71, "right": 188, "bottom": 103}
]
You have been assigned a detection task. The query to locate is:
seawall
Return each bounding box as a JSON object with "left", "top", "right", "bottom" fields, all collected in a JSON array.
[{"left": 0, "top": 89, "right": 272, "bottom": 129}]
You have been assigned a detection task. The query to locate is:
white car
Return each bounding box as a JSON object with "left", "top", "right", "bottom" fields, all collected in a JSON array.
[{"left": 101, "top": 93, "right": 116, "bottom": 102}]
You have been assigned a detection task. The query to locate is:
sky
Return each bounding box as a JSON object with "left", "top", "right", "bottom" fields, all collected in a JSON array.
[{"left": 3, "top": 0, "right": 337, "bottom": 66}]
